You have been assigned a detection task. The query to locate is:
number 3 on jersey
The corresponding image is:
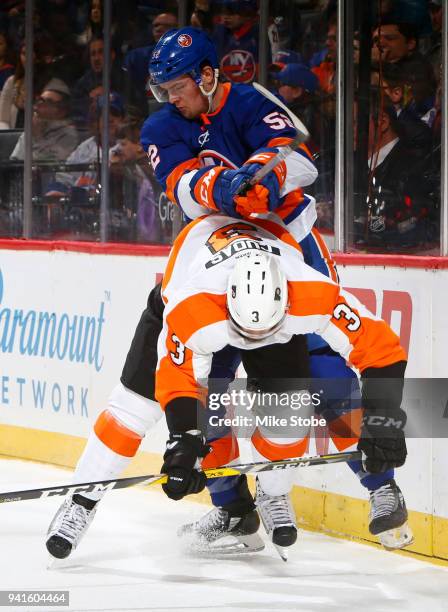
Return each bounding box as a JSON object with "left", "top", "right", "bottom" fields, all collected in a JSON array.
[
  {"left": 333, "top": 303, "right": 361, "bottom": 331},
  {"left": 170, "top": 334, "right": 186, "bottom": 365}
]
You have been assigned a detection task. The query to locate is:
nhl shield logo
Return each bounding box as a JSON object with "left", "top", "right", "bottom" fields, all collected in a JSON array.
[{"left": 178, "top": 34, "right": 193, "bottom": 47}]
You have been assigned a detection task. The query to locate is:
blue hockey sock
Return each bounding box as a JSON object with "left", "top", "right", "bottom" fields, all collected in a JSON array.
[
  {"left": 348, "top": 459, "right": 394, "bottom": 491},
  {"left": 206, "top": 475, "right": 242, "bottom": 507}
]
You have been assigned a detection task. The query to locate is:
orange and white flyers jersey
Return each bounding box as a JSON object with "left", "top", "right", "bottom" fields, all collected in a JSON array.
[{"left": 155, "top": 214, "right": 407, "bottom": 410}]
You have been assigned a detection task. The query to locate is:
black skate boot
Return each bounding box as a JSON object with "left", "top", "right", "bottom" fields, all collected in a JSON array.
[
  {"left": 178, "top": 476, "right": 264, "bottom": 555},
  {"left": 46, "top": 494, "right": 98, "bottom": 559},
  {"left": 255, "top": 477, "right": 297, "bottom": 561},
  {"left": 369, "top": 479, "right": 413, "bottom": 550}
]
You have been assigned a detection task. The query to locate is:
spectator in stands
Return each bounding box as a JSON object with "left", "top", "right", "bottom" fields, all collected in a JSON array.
[
  {"left": 212, "top": 0, "right": 264, "bottom": 84},
  {"left": 271, "top": 63, "right": 322, "bottom": 146},
  {"left": 355, "top": 94, "right": 436, "bottom": 249},
  {"left": 122, "top": 12, "right": 178, "bottom": 114},
  {"left": 35, "top": 4, "right": 83, "bottom": 87},
  {"left": 76, "top": 0, "right": 103, "bottom": 47},
  {"left": 47, "top": 92, "right": 124, "bottom": 198},
  {"left": 0, "top": 31, "right": 15, "bottom": 92},
  {"left": 371, "top": 20, "right": 435, "bottom": 117},
  {"left": 73, "top": 36, "right": 123, "bottom": 131},
  {"left": 270, "top": 49, "right": 303, "bottom": 72},
  {"left": 0, "top": 41, "right": 25, "bottom": 129},
  {"left": 309, "top": 14, "right": 337, "bottom": 81},
  {"left": 110, "top": 120, "right": 159, "bottom": 242},
  {"left": 372, "top": 64, "right": 433, "bottom": 147},
  {"left": 10, "top": 78, "right": 77, "bottom": 161},
  {"left": 310, "top": 16, "right": 337, "bottom": 120},
  {"left": 191, "top": 1, "right": 214, "bottom": 34},
  {"left": 426, "top": 0, "right": 442, "bottom": 84},
  {"left": 151, "top": 12, "right": 179, "bottom": 44},
  {"left": 0, "top": 2, "right": 25, "bottom": 47},
  {"left": 309, "top": 15, "right": 337, "bottom": 68}
]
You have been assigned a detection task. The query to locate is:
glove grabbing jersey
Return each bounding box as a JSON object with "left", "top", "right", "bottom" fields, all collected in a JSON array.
[
  {"left": 161, "top": 432, "right": 211, "bottom": 500},
  {"left": 190, "top": 148, "right": 287, "bottom": 218}
]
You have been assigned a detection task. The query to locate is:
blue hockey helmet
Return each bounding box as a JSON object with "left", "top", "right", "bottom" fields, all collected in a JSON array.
[{"left": 149, "top": 27, "right": 219, "bottom": 102}]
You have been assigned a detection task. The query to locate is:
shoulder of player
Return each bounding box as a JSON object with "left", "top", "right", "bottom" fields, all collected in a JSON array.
[
  {"left": 229, "top": 83, "right": 280, "bottom": 116},
  {"left": 141, "top": 105, "right": 186, "bottom": 147},
  {"left": 165, "top": 288, "right": 228, "bottom": 347},
  {"left": 287, "top": 264, "right": 339, "bottom": 315}
]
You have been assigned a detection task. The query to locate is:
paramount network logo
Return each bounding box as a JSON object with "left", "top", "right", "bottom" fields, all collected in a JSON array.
[{"left": 0, "top": 268, "right": 106, "bottom": 372}]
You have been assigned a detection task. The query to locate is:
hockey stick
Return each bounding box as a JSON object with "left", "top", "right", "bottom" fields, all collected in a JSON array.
[
  {"left": 236, "top": 82, "right": 310, "bottom": 196},
  {"left": 0, "top": 450, "right": 361, "bottom": 504}
]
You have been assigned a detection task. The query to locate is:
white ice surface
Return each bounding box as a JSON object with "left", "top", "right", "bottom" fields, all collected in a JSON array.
[{"left": 0, "top": 459, "right": 447, "bottom": 612}]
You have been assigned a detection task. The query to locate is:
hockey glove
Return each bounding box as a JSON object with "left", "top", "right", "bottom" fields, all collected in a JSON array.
[
  {"left": 358, "top": 407, "right": 407, "bottom": 473},
  {"left": 190, "top": 150, "right": 286, "bottom": 217},
  {"left": 161, "top": 432, "right": 211, "bottom": 501}
]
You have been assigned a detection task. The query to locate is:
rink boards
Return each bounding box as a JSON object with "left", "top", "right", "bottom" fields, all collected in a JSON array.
[{"left": 1, "top": 240, "right": 448, "bottom": 562}]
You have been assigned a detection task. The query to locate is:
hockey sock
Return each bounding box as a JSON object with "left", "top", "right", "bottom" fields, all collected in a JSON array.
[
  {"left": 207, "top": 475, "right": 255, "bottom": 515},
  {"left": 72, "top": 410, "right": 143, "bottom": 502},
  {"left": 206, "top": 475, "right": 244, "bottom": 508},
  {"left": 347, "top": 459, "right": 394, "bottom": 491}
]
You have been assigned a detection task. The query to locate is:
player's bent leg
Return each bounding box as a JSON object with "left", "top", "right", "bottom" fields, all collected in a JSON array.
[
  {"left": 46, "top": 390, "right": 162, "bottom": 559},
  {"left": 251, "top": 433, "right": 309, "bottom": 559},
  {"left": 311, "top": 351, "right": 413, "bottom": 550},
  {"left": 46, "top": 284, "right": 166, "bottom": 559},
  {"left": 242, "top": 337, "right": 310, "bottom": 559},
  {"left": 203, "top": 345, "right": 243, "bottom": 509},
  {"left": 46, "top": 383, "right": 163, "bottom": 559}
]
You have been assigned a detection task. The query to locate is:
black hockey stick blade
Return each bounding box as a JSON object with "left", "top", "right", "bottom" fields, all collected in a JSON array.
[{"left": 0, "top": 450, "right": 361, "bottom": 503}]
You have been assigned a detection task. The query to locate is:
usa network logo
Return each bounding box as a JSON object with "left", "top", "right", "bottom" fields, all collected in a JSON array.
[{"left": 0, "top": 268, "right": 106, "bottom": 371}]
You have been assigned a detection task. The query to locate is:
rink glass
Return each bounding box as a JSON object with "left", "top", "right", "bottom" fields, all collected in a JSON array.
[{"left": 0, "top": 0, "right": 444, "bottom": 255}]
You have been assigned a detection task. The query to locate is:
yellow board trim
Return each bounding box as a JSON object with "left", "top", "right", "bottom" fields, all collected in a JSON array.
[{"left": 1, "top": 424, "right": 446, "bottom": 565}]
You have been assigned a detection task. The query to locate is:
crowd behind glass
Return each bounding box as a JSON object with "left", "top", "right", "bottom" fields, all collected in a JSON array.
[{"left": 0, "top": 0, "right": 443, "bottom": 253}]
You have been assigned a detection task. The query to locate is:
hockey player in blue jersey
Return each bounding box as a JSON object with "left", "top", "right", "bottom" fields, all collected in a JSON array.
[
  {"left": 143, "top": 26, "right": 412, "bottom": 554},
  {"left": 45, "top": 27, "right": 412, "bottom": 562}
]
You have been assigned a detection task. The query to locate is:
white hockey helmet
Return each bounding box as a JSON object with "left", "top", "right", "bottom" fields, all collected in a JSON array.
[{"left": 227, "top": 252, "right": 289, "bottom": 340}]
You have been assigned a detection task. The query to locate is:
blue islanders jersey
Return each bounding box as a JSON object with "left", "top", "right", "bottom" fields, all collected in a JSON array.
[
  {"left": 141, "top": 82, "right": 318, "bottom": 240},
  {"left": 212, "top": 22, "right": 265, "bottom": 84}
]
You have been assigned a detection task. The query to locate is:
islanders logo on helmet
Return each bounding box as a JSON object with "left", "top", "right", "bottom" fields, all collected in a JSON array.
[
  {"left": 148, "top": 27, "right": 219, "bottom": 101},
  {"left": 177, "top": 33, "right": 192, "bottom": 47}
]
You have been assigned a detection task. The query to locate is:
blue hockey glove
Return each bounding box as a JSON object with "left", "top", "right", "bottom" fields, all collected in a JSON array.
[{"left": 190, "top": 150, "right": 286, "bottom": 217}]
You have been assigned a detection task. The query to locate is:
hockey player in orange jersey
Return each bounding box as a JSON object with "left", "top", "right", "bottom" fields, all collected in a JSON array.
[
  {"left": 154, "top": 214, "right": 412, "bottom": 557},
  {"left": 45, "top": 26, "right": 412, "bottom": 561}
]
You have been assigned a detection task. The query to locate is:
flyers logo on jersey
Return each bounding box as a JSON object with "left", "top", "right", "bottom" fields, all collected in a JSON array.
[
  {"left": 206, "top": 222, "right": 260, "bottom": 254},
  {"left": 178, "top": 34, "right": 193, "bottom": 47},
  {"left": 205, "top": 222, "right": 280, "bottom": 269}
]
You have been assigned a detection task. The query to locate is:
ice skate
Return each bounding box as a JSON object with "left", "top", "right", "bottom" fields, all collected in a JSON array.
[
  {"left": 46, "top": 494, "right": 98, "bottom": 559},
  {"left": 255, "top": 478, "right": 297, "bottom": 561},
  {"left": 178, "top": 505, "right": 264, "bottom": 556},
  {"left": 369, "top": 479, "right": 413, "bottom": 550}
]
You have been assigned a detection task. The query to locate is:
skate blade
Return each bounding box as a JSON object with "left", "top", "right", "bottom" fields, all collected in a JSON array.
[
  {"left": 378, "top": 522, "right": 414, "bottom": 550},
  {"left": 274, "top": 544, "right": 288, "bottom": 562},
  {"left": 47, "top": 555, "right": 69, "bottom": 570},
  {"left": 187, "top": 532, "right": 265, "bottom": 557}
]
